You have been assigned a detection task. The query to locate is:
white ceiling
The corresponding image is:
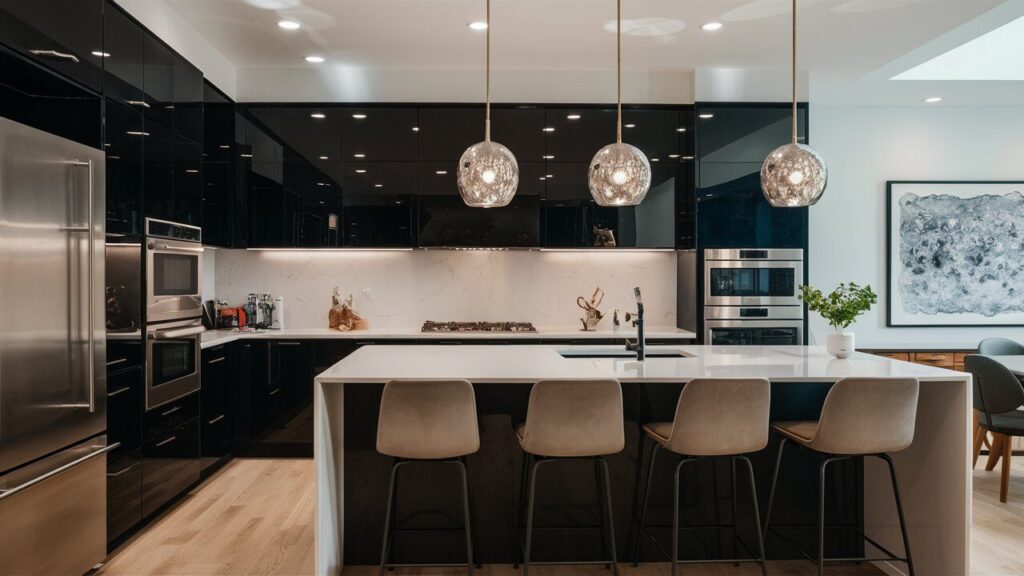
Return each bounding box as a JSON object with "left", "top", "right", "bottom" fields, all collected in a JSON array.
[{"left": 155, "top": 0, "right": 1024, "bottom": 105}]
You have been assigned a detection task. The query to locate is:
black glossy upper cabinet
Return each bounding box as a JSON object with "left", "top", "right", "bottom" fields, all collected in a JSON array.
[
  {"left": 621, "top": 109, "right": 683, "bottom": 162},
  {"left": 202, "top": 82, "right": 235, "bottom": 247},
  {"left": 173, "top": 54, "right": 203, "bottom": 144},
  {"left": 490, "top": 107, "right": 545, "bottom": 162},
  {"left": 174, "top": 133, "right": 202, "bottom": 227},
  {"left": 0, "top": 0, "right": 104, "bottom": 94},
  {"left": 248, "top": 106, "right": 342, "bottom": 165},
  {"left": 105, "top": 101, "right": 145, "bottom": 236},
  {"left": 418, "top": 107, "right": 482, "bottom": 162},
  {"left": 342, "top": 107, "right": 417, "bottom": 162},
  {"left": 103, "top": 2, "right": 144, "bottom": 108},
  {"left": 203, "top": 83, "right": 233, "bottom": 160},
  {"left": 142, "top": 119, "right": 175, "bottom": 222},
  {"left": 142, "top": 32, "right": 174, "bottom": 128},
  {"left": 544, "top": 108, "right": 616, "bottom": 162},
  {"left": 341, "top": 163, "right": 416, "bottom": 247},
  {"left": 418, "top": 161, "right": 542, "bottom": 248}
]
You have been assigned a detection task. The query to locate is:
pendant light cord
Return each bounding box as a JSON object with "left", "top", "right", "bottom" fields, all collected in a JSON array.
[
  {"left": 485, "top": 0, "right": 491, "bottom": 141},
  {"left": 616, "top": 0, "right": 622, "bottom": 143},
  {"left": 791, "top": 0, "right": 797, "bottom": 144}
]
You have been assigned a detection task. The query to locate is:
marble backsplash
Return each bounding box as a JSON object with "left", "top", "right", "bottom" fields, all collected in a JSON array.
[{"left": 211, "top": 249, "right": 677, "bottom": 330}]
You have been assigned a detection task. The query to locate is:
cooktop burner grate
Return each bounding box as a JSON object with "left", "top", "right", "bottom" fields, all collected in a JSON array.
[{"left": 421, "top": 321, "right": 537, "bottom": 333}]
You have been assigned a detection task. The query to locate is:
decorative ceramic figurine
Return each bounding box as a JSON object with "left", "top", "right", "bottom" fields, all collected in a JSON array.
[
  {"left": 329, "top": 287, "right": 369, "bottom": 331},
  {"left": 593, "top": 226, "right": 616, "bottom": 247},
  {"left": 577, "top": 287, "right": 605, "bottom": 331}
]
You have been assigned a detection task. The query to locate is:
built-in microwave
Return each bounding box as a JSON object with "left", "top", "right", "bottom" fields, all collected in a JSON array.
[
  {"left": 145, "top": 317, "right": 204, "bottom": 410},
  {"left": 704, "top": 306, "right": 804, "bottom": 345},
  {"left": 703, "top": 248, "right": 803, "bottom": 307},
  {"left": 145, "top": 218, "right": 203, "bottom": 323}
]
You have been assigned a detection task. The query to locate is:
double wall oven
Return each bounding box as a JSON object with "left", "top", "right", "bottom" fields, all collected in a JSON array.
[
  {"left": 145, "top": 219, "right": 205, "bottom": 410},
  {"left": 703, "top": 248, "right": 805, "bottom": 345}
]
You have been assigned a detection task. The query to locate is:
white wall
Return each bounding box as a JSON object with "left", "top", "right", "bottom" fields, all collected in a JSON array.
[
  {"left": 809, "top": 105, "right": 1024, "bottom": 347},
  {"left": 212, "top": 250, "right": 676, "bottom": 330}
]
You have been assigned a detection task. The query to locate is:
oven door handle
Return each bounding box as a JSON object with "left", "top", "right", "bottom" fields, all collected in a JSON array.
[
  {"left": 148, "top": 242, "right": 205, "bottom": 253},
  {"left": 150, "top": 326, "right": 207, "bottom": 340}
]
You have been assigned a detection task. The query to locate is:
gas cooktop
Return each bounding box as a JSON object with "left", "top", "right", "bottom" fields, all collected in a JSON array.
[{"left": 421, "top": 321, "right": 538, "bottom": 333}]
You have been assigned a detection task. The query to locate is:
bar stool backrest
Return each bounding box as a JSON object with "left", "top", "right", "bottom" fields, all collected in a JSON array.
[
  {"left": 978, "top": 338, "right": 1024, "bottom": 356},
  {"left": 966, "top": 354, "right": 1024, "bottom": 421},
  {"left": 376, "top": 379, "right": 480, "bottom": 459},
  {"left": 811, "top": 378, "right": 920, "bottom": 455},
  {"left": 521, "top": 379, "right": 624, "bottom": 457},
  {"left": 666, "top": 378, "right": 771, "bottom": 456}
]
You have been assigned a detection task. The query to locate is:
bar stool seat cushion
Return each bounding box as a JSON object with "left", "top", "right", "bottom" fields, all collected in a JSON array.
[
  {"left": 518, "top": 379, "right": 624, "bottom": 458},
  {"left": 641, "top": 422, "right": 673, "bottom": 445},
  {"left": 376, "top": 379, "right": 480, "bottom": 460},
  {"left": 772, "top": 421, "right": 817, "bottom": 443}
]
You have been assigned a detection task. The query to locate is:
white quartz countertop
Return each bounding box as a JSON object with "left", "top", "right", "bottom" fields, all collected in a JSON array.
[
  {"left": 314, "top": 344, "right": 969, "bottom": 384},
  {"left": 200, "top": 326, "right": 696, "bottom": 349}
]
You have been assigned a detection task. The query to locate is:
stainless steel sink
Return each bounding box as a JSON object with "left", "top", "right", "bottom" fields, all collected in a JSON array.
[{"left": 557, "top": 347, "right": 692, "bottom": 359}]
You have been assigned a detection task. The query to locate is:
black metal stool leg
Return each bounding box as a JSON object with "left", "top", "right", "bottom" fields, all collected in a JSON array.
[
  {"left": 738, "top": 456, "right": 768, "bottom": 576},
  {"left": 594, "top": 458, "right": 611, "bottom": 569},
  {"left": 379, "top": 460, "right": 401, "bottom": 576},
  {"left": 731, "top": 457, "right": 740, "bottom": 564},
  {"left": 513, "top": 452, "right": 530, "bottom": 569},
  {"left": 523, "top": 457, "right": 542, "bottom": 576},
  {"left": 598, "top": 457, "right": 620, "bottom": 576},
  {"left": 463, "top": 458, "right": 481, "bottom": 569},
  {"left": 625, "top": 432, "right": 647, "bottom": 563},
  {"left": 631, "top": 443, "right": 660, "bottom": 565},
  {"left": 879, "top": 453, "right": 915, "bottom": 576},
  {"left": 454, "top": 459, "right": 475, "bottom": 576},
  {"left": 670, "top": 458, "right": 696, "bottom": 576},
  {"left": 762, "top": 437, "right": 788, "bottom": 546}
]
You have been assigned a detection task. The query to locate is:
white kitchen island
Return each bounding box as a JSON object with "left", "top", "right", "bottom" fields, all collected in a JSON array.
[{"left": 314, "top": 345, "right": 971, "bottom": 576}]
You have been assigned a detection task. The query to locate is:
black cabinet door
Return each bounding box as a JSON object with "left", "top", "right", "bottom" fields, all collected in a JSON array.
[
  {"left": 342, "top": 107, "right": 417, "bottom": 162},
  {"left": 418, "top": 107, "right": 482, "bottom": 162},
  {"left": 491, "top": 107, "right": 546, "bottom": 163},
  {"left": 103, "top": 2, "right": 145, "bottom": 109},
  {"left": 174, "top": 134, "right": 202, "bottom": 227},
  {"left": 173, "top": 54, "right": 203, "bottom": 144},
  {"left": 203, "top": 81, "right": 234, "bottom": 161},
  {"left": 140, "top": 417, "right": 199, "bottom": 518},
  {"left": 621, "top": 109, "right": 682, "bottom": 163},
  {"left": 248, "top": 167, "right": 286, "bottom": 247},
  {"left": 106, "top": 365, "right": 143, "bottom": 456},
  {"left": 544, "top": 108, "right": 616, "bottom": 162},
  {"left": 341, "top": 163, "right": 416, "bottom": 247},
  {"left": 418, "top": 161, "right": 542, "bottom": 247},
  {"left": 142, "top": 119, "right": 175, "bottom": 221},
  {"left": 200, "top": 347, "right": 230, "bottom": 471},
  {"left": 230, "top": 341, "right": 258, "bottom": 450},
  {"left": 106, "top": 448, "right": 141, "bottom": 545},
  {"left": 248, "top": 106, "right": 342, "bottom": 165},
  {"left": 0, "top": 0, "right": 104, "bottom": 94},
  {"left": 202, "top": 161, "right": 233, "bottom": 247},
  {"left": 105, "top": 101, "right": 145, "bottom": 236},
  {"left": 142, "top": 32, "right": 174, "bottom": 128}
]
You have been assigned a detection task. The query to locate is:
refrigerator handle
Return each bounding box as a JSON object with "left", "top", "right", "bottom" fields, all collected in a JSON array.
[
  {"left": 0, "top": 442, "right": 118, "bottom": 502},
  {"left": 67, "top": 160, "right": 96, "bottom": 412}
]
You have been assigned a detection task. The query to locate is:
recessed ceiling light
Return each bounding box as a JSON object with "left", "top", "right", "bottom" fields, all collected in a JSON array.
[
  {"left": 374, "top": 183, "right": 383, "bottom": 188},
  {"left": 468, "top": 21, "right": 488, "bottom": 31},
  {"left": 682, "top": 155, "right": 694, "bottom": 160},
  {"left": 542, "top": 127, "right": 555, "bottom": 132},
  {"left": 355, "top": 169, "right": 367, "bottom": 174},
  {"left": 699, "top": 113, "right": 714, "bottom": 119},
  {"left": 436, "top": 170, "right": 448, "bottom": 175},
  {"left": 278, "top": 20, "right": 300, "bottom": 30},
  {"left": 319, "top": 156, "right": 329, "bottom": 160},
  {"left": 701, "top": 22, "right": 723, "bottom": 31},
  {"left": 411, "top": 126, "right": 420, "bottom": 132},
  {"left": 310, "top": 112, "right": 326, "bottom": 119},
  {"left": 91, "top": 51, "right": 110, "bottom": 58},
  {"left": 240, "top": 153, "right": 253, "bottom": 158},
  {"left": 353, "top": 153, "right": 365, "bottom": 158},
  {"left": 185, "top": 169, "right": 199, "bottom": 173},
  {"left": 924, "top": 96, "right": 943, "bottom": 103},
  {"left": 219, "top": 145, "right": 230, "bottom": 149},
  {"left": 651, "top": 158, "right": 660, "bottom": 162},
  {"left": 352, "top": 113, "right": 367, "bottom": 119},
  {"left": 546, "top": 174, "right": 553, "bottom": 178},
  {"left": 669, "top": 154, "right": 680, "bottom": 158},
  {"left": 567, "top": 114, "right": 581, "bottom": 120},
  {"left": 539, "top": 176, "right": 546, "bottom": 180},
  {"left": 676, "top": 127, "right": 687, "bottom": 132},
  {"left": 126, "top": 131, "right": 149, "bottom": 136},
  {"left": 305, "top": 55, "right": 325, "bottom": 64},
  {"left": 625, "top": 123, "right": 636, "bottom": 128},
  {"left": 543, "top": 155, "right": 555, "bottom": 160}
]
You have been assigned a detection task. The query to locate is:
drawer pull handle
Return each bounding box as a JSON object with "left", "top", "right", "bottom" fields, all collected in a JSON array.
[
  {"left": 268, "top": 388, "right": 281, "bottom": 396},
  {"left": 106, "top": 358, "right": 128, "bottom": 367},
  {"left": 155, "top": 436, "right": 177, "bottom": 447},
  {"left": 106, "top": 463, "right": 139, "bottom": 477},
  {"left": 29, "top": 49, "right": 80, "bottom": 63},
  {"left": 278, "top": 342, "right": 301, "bottom": 346},
  {"left": 107, "top": 386, "right": 131, "bottom": 398},
  {"left": 208, "top": 414, "right": 225, "bottom": 425},
  {"left": 207, "top": 356, "right": 226, "bottom": 365},
  {"left": 161, "top": 406, "right": 181, "bottom": 417}
]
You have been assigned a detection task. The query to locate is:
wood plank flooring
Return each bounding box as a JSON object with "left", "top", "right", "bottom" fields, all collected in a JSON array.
[{"left": 100, "top": 457, "right": 1024, "bottom": 575}]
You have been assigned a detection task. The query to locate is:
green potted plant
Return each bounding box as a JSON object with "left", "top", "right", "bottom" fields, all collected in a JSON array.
[{"left": 800, "top": 282, "right": 878, "bottom": 359}]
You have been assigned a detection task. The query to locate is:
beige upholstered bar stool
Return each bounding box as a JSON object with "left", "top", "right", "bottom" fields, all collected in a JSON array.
[
  {"left": 376, "top": 379, "right": 480, "bottom": 576},
  {"left": 762, "top": 377, "right": 920, "bottom": 576},
  {"left": 514, "top": 379, "right": 624, "bottom": 576},
  {"left": 629, "top": 378, "right": 770, "bottom": 576}
]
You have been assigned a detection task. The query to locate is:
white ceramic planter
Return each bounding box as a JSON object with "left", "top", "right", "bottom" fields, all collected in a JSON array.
[{"left": 826, "top": 332, "right": 855, "bottom": 359}]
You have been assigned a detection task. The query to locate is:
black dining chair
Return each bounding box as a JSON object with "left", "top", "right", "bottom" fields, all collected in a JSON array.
[
  {"left": 966, "top": 354, "right": 1024, "bottom": 503},
  {"left": 978, "top": 338, "right": 1024, "bottom": 356}
]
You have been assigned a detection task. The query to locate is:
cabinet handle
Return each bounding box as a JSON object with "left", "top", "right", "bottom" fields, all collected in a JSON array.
[
  {"left": 106, "top": 357, "right": 128, "bottom": 367},
  {"left": 155, "top": 436, "right": 177, "bottom": 447},
  {"left": 207, "top": 356, "right": 226, "bottom": 365},
  {"left": 278, "top": 342, "right": 301, "bottom": 346},
  {"left": 161, "top": 406, "right": 181, "bottom": 417},
  {"left": 107, "top": 386, "right": 131, "bottom": 398},
  {"left": 207, "top": 414, "right": 225, "bottom": 425},
  {"left": 268, "top": 388, "right": 281, "bottom": 396},
  {"left": 106, "top": 463, "right": 139, "bottom": 478},
  {"left": 29, "top": 49, "right": 80, "bottom": 63}
]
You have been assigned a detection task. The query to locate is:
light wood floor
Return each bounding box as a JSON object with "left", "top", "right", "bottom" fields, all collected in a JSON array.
[{"left": 100, "top": 457, "right": 1024, "bottom": 576}]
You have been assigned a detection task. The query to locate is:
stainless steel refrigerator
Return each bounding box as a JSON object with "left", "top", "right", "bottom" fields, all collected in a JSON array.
[{"left": 0, "top": 116, "right": 113, "bottom": 574}]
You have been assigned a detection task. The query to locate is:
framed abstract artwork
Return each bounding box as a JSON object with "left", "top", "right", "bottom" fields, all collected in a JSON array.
[{"left": 887, "top": 181, "right": 1024, "bottom": 327}]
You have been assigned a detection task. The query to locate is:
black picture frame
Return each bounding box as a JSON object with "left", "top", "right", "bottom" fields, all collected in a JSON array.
[{"left": 886, "top": 180, "right": 1024, "bottom": 328}]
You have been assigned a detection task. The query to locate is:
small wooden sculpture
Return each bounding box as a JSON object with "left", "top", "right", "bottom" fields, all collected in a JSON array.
[
  {"left": 577, "top": 287, "right": 605, "bottom": 331},
  {"left": 593, "top": 226, "right": 616, "bottom": 247},
  {"left": 329, "top": 287, "right": 368, "bottom": 331}
]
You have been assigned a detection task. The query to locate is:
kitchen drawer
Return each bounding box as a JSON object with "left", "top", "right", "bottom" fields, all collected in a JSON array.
[
  {"left": 107, "top": 339, "right": 144, "bottom": 371},
  {"left": 912, "top": 352, "right": 957, "bottom": 368},
  {"left": 874, "top": 352, "right": 911, "bottom": 362},
  {"left": 106, "top": 448, "right": 142, "bottom": 544},
  {"left": 107, "top": 365, "right": 143, "bottom": 456},
  {"left": 141, "top": 417, "right": 200, "bottom": 518},
  {"left": 144, "top": 392, "right": 199, "bottom": 442}
]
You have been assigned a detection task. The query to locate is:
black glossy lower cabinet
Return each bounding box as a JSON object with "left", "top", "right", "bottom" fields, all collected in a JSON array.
[
  {"left": 201, "top": 345, "right": 231, "bottom": 472},
  {"left": 106, "top": 361, "right": 143, "bottom": 546},
  {"left": 141, "top": 393, "right": 200, "bottom": 518},
  {"left": 106, "top": 448, "right": 142, "bottom": 544}
]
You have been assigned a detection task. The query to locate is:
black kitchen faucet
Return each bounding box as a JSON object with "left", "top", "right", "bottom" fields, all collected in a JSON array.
[{"left": 625, "top": 287, "right": 645, "bottom": 361}]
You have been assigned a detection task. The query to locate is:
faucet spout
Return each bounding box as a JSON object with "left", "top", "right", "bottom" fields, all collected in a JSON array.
[{"left": 625, "top": 287, "right": 645, "bottom": 360}]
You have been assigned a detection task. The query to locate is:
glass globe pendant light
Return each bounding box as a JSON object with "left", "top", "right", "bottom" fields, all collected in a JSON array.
[
  {"left": 589, "top": 0, "right": 650, "bottom": 207},
  {"left": 761, "top": 0, "right": 827, "bottom": 207},
  {"left": 457, "top": 0, "right": 519, "bottom": 208}
]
